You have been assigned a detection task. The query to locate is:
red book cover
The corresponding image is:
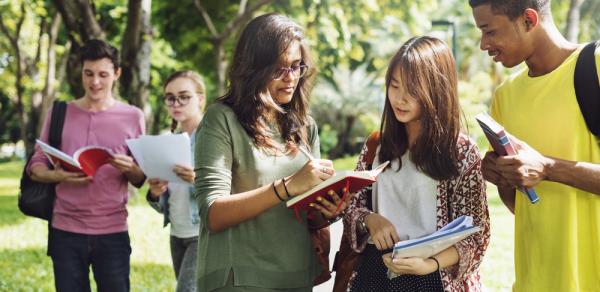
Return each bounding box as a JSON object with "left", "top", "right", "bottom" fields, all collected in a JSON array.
[
  {"left": 286, "top": 161, "right": 389, "bottom": 212},
  {"left": 36, "top": 140, "right": 113, "bottom": 177}
]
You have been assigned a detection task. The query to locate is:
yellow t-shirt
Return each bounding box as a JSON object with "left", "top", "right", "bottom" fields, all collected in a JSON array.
[{"left": 491, "top": 46, "right": 600, "bottom": 292}]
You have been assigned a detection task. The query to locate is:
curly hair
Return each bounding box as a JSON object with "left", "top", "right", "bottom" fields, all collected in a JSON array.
[{"left": 469, "top": 0, "right": 551, "bottom": 20}]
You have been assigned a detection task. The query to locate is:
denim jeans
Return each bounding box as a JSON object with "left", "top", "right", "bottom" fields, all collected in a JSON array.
[
  {"left": 48, "top": 227, "right": 131, "bottom": 292},
  {"left": 170, "top": 235, "right": 198, "bottom": 292}
]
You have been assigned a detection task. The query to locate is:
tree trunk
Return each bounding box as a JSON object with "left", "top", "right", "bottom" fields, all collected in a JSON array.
[
  {"left": 215, "top": 39, "right": 227, "bottom": 96},
  {"left": 565, "top": 0, "right": 585, "bottom": 42},
  {"left": 25, "top": 18, "right": 47, "bottom": 156},
  {"left": 121, "top": 0, "right": 153, "bottom": 125},
  {"left": 39, "top": 13, "right": 63, "bottom": 134},
  {"left": 52, "top": 0, "right": 105, "bottom": 98}
]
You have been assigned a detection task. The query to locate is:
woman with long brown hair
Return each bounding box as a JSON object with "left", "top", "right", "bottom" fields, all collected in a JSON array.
[
  {"left": 194, "top": 13, "right": 348, "bottom": 291},
  {"left": 343, "top": 36, "right": 490, "bottom": 291}
]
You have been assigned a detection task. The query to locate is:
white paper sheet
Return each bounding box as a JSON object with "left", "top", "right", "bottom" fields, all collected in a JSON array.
[{"left": 126, "top": 133, "right": 192, "bottom": 184}]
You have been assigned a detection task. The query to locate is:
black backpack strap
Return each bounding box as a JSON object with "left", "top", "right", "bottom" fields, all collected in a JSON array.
[
  {"left": 574, "top": 41, "right": 600, "bottom": 137},
  {"left": 48, "top": 100, "right": 67, "bottom": 149}
]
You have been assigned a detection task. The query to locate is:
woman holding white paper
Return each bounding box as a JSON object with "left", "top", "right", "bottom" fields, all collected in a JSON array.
[
  {"left": 341, "top": 37, "right": 491, "bottom": 291},
  {"left": 194, "top": 13, "right": 350, "bottom": 291},
  {"left": 146, "top": 70, "right": 205, "bottom": 292}
]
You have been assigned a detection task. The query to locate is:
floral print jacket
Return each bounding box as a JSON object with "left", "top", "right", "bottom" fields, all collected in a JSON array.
[{"left": 342, "top": 133, "right": 491, "bottom": 292}]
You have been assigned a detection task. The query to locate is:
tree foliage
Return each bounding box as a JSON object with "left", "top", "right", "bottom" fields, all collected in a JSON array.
[{"left": 1, "top": 0, "right": 597, "bottom": 158}]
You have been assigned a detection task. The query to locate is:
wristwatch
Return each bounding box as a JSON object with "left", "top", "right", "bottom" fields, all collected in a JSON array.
[{"left": 358, "top": 212, "right": 372, "bottom": 234}]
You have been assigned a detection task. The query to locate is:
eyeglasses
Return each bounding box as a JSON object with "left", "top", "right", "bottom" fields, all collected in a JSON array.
[
  {"left": 272, "top": 65, "right": 308, "bottom": 80},
  {"left": 165, "top": 94, "right": 194, "bottom": 107}
]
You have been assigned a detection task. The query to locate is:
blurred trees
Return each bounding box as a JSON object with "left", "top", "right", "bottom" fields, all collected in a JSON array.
[
  {"left": 1, "top": 0, "right": 598, "bottom": 158},
  {"left": 0, "top": 1, "right": 68, "bottom": 155}
]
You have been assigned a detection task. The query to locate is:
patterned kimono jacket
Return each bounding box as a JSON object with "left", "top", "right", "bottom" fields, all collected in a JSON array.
[{"left": 343, "top": 133, "right": 491, "bottom": 292}]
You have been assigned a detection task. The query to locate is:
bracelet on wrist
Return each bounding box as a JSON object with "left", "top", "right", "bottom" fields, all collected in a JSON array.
[
  {"left": 272, "top": 180, "right": 284, "bottom": 202},
  {"left": 282, "top": 176, "right": 292, "bottom": 198},
  {"left": 429, "top": 256, "right": 440, "bottom": 271},
  {"left": 328, "top": 214, "right": 343, "bottom": 224},
  {"left": 358, "top": 212, "right": 372, "bottom": 234}
]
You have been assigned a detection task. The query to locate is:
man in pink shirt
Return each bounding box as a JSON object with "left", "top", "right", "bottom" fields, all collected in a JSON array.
[{"left": 29, "top": 39, "right": 146, "bottom": 292}]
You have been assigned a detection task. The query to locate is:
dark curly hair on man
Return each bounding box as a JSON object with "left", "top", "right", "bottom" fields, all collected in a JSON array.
[{"left": 469, "top": 0, "right": 551, "bottom": 20}]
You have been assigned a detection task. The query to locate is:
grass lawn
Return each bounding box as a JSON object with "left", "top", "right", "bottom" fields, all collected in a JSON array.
[{"left": 1, "top": 158, "right": 514, "bottom": 291}]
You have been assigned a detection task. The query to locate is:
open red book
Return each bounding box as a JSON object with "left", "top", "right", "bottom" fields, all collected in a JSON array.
[
  {"left": 36, "top": 139, "right": 114, "bottom": 177},
  {"left": 286, "top": 161, "right": 389, "bottom": 213}
]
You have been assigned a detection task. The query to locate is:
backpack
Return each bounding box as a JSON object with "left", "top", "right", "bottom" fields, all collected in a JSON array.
[
  {"left": 332, "top": 131, "right": 380, "bottom": 292},
  {"left": 574, "top": 41, "right": 600, "bottom": 137},
  {"left": 18, "top": 100, "right": 67, "bottom": 220}
]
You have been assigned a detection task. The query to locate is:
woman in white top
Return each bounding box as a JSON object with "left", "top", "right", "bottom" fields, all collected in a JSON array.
[
  {"left": 146, "top": 71, "right": 205, "bottom": 292},
  {"left": 342, "top": 36, "right": 490, "bottom": 292}
]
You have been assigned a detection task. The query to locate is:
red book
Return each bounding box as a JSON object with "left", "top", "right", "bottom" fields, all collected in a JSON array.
[
  {"left": 286, "top": 161, "right": 389, "bottom": 213},
  {"left": 36, "top": 139, "right": 114, "bottom": 177}
]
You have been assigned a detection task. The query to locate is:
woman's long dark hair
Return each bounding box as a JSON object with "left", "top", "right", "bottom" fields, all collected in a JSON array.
[
  {"left": 219, "top": 13, "right": 315, "bottom": 153},
  {"left": 379, "top": 36, "right": 461, "bottom": 180}
]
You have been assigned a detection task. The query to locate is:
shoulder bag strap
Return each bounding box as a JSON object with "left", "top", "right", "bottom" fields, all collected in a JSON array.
[
  {"left": 48, "top": 100, "right": 67, "bottom": 149},
  {"left": 574, "top": 41, "right": 600, "bottom": 137}
]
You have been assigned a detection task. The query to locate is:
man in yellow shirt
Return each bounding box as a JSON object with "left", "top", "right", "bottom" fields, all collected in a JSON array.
[{"left": 470, "top": 1, "right": 600, "bottom": 291}]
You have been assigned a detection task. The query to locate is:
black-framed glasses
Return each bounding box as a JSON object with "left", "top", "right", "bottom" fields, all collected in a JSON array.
[
  {"left": 165, "top": 94, "right": 193, "bottom": 107},
  {"left": 272, "top": 64, "right": 308, "bottom": 80}
]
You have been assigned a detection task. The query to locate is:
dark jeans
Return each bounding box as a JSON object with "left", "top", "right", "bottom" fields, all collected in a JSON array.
[
  {"left": 170, "top": 235, "right": 198, "bottom": 292},
  {"left": 48, "top": 227, "right": 131, "bottom": 292}
]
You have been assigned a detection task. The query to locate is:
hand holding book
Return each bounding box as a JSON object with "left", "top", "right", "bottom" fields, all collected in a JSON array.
[
  {"left": 286, "top": 158, "right": 390, "bottom": 213},
  {"left": 494, "top": 134, "right": 550, "bottom": 189},
  {"left": 36, "top": 139, "right": 114, "bottom": 177},
  {"left": 386, "top": 215, "right": 481, "bottom": 279},
  {"left": 475, "top": 113, "right": 540, "bottom": 204}
]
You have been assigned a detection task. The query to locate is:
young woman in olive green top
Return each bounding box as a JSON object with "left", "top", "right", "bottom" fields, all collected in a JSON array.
[{"left": 194, "top": 13, "right": 349, "bottom": 291}]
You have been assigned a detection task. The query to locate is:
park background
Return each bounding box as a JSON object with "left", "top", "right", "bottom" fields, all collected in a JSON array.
[{"left": 1, "top": 0, "right": 599, "bottom": 291}]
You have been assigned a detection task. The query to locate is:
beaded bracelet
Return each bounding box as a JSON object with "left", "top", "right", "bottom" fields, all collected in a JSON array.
[{"left": 272, "top": 180, "right": 284, "bottom": 201}]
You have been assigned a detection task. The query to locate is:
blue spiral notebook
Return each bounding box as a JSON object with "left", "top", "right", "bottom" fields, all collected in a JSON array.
[{"left": 388, "top": 216, "right": 481, "bottom": 279}]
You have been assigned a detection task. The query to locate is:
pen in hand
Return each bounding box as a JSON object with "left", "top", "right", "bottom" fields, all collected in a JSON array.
[
  {"left": 298, "top": 146, "right": 315, "bottom": 161},
  {"left": 298, "top": 145, "right": 346, "bottom": 213}
]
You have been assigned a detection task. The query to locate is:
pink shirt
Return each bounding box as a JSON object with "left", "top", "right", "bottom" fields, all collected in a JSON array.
[{"left": 29, "top": 101, "right": 145, "bottom": 235}]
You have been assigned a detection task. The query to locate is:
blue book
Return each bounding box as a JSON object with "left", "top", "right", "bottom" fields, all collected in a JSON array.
[
  {"left": 388, "top": 216, "right": 481, "bottom": 279},
  {"left": 475, "top": 113, "right": 540, "bottom": 204}
]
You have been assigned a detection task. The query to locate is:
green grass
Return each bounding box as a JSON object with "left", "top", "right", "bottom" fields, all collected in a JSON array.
[
  {"left": 0, "top": 159, "right": 514, "bottom": 291},
  {"left": 0, "top": 160, "right": 175, "bottom": 291},
  {"left": 332, "top": 155, "right": 361, "bottom": 170}
]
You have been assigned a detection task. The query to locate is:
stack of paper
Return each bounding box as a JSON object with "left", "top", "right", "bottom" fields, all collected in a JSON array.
[
  {"left": 388, "top": 215, "right": 481, "bottom": 279},
  {"left": 126, "top": 133, "right": 192, "bottom": 184}
]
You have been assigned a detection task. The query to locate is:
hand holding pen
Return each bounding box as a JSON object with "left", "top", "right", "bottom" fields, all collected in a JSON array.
[
  {"left": 283, "top": 147, "right": 334, "bottom": 197},
  {"left": 296, "top": 147, "right": 349, "bottom": 219}
]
